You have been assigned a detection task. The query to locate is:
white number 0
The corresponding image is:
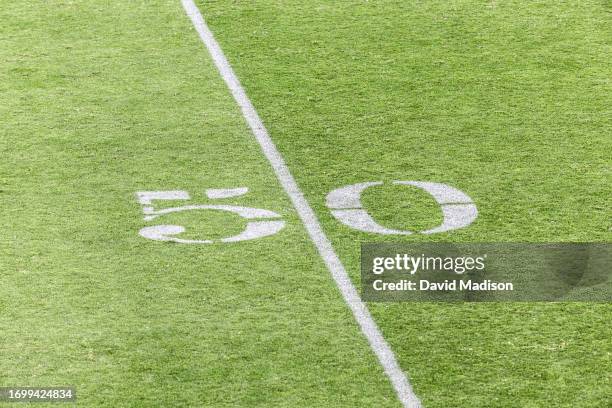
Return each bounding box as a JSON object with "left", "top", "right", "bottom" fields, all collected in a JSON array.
[{"left": 326, "top": 181, "right": 477, "bottom": 235}]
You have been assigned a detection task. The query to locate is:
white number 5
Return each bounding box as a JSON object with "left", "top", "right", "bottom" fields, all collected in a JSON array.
[{"left": 135, "top": 189, "right": 285, "bottom": 244}]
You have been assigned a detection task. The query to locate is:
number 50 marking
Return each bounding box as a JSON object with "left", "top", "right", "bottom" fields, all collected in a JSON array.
[{"left": 135, "top": 181, "right": 477, "bottom": 244}]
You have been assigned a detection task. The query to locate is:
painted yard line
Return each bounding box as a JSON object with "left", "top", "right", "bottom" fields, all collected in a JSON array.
[{"left": 180, "top": 1, "right": 422, "bottom": 407}]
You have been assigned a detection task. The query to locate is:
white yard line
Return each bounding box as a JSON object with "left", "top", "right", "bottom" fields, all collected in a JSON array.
[{"left": 180, "top": 1, "right": 422, "bottom": 406}]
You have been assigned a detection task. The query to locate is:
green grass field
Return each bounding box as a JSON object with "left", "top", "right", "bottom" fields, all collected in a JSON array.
[{"left": 1, "top": 1, "right": 610, "bottom": 407}]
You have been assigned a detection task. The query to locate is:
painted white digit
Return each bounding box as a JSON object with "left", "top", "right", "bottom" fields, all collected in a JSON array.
[
  {"left": 135, "top": 189, "right": 285, "bottom": 244},
  {"left": 205, "top": 187, "right": 248, "bottom": 199},
  {"left": 136, "top": 190, "right": 190, "bottom": 215},
  {"left": 326, "top": 182, "right": 412, "bottom": 235},
  {"left": 392, "top": 181, "right": 477, "bottom": 234},
  {"left": 325, "top": 181, "right": 477, "bottom": 235}
]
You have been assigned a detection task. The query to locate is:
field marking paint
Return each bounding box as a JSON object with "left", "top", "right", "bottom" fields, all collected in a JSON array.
[
  {"left": 180, "top": 1, "right": 422, "bottom": 407},
  {"left": 326, "top": 181, "right": 477, "bottom": 235},
  {"left": 206, "top": 187, "right": 249, "bottom": 199},
  {"left": 393, "top": 181, "right": 477, "bottom": 234},
  {"left": 136, "top": 190, "right": 285, "bottom": 243}
]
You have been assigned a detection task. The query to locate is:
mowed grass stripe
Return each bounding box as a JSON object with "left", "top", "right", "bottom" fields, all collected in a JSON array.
[{"left": 1, "top": 1, "right": 403, "bottom": 406}]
